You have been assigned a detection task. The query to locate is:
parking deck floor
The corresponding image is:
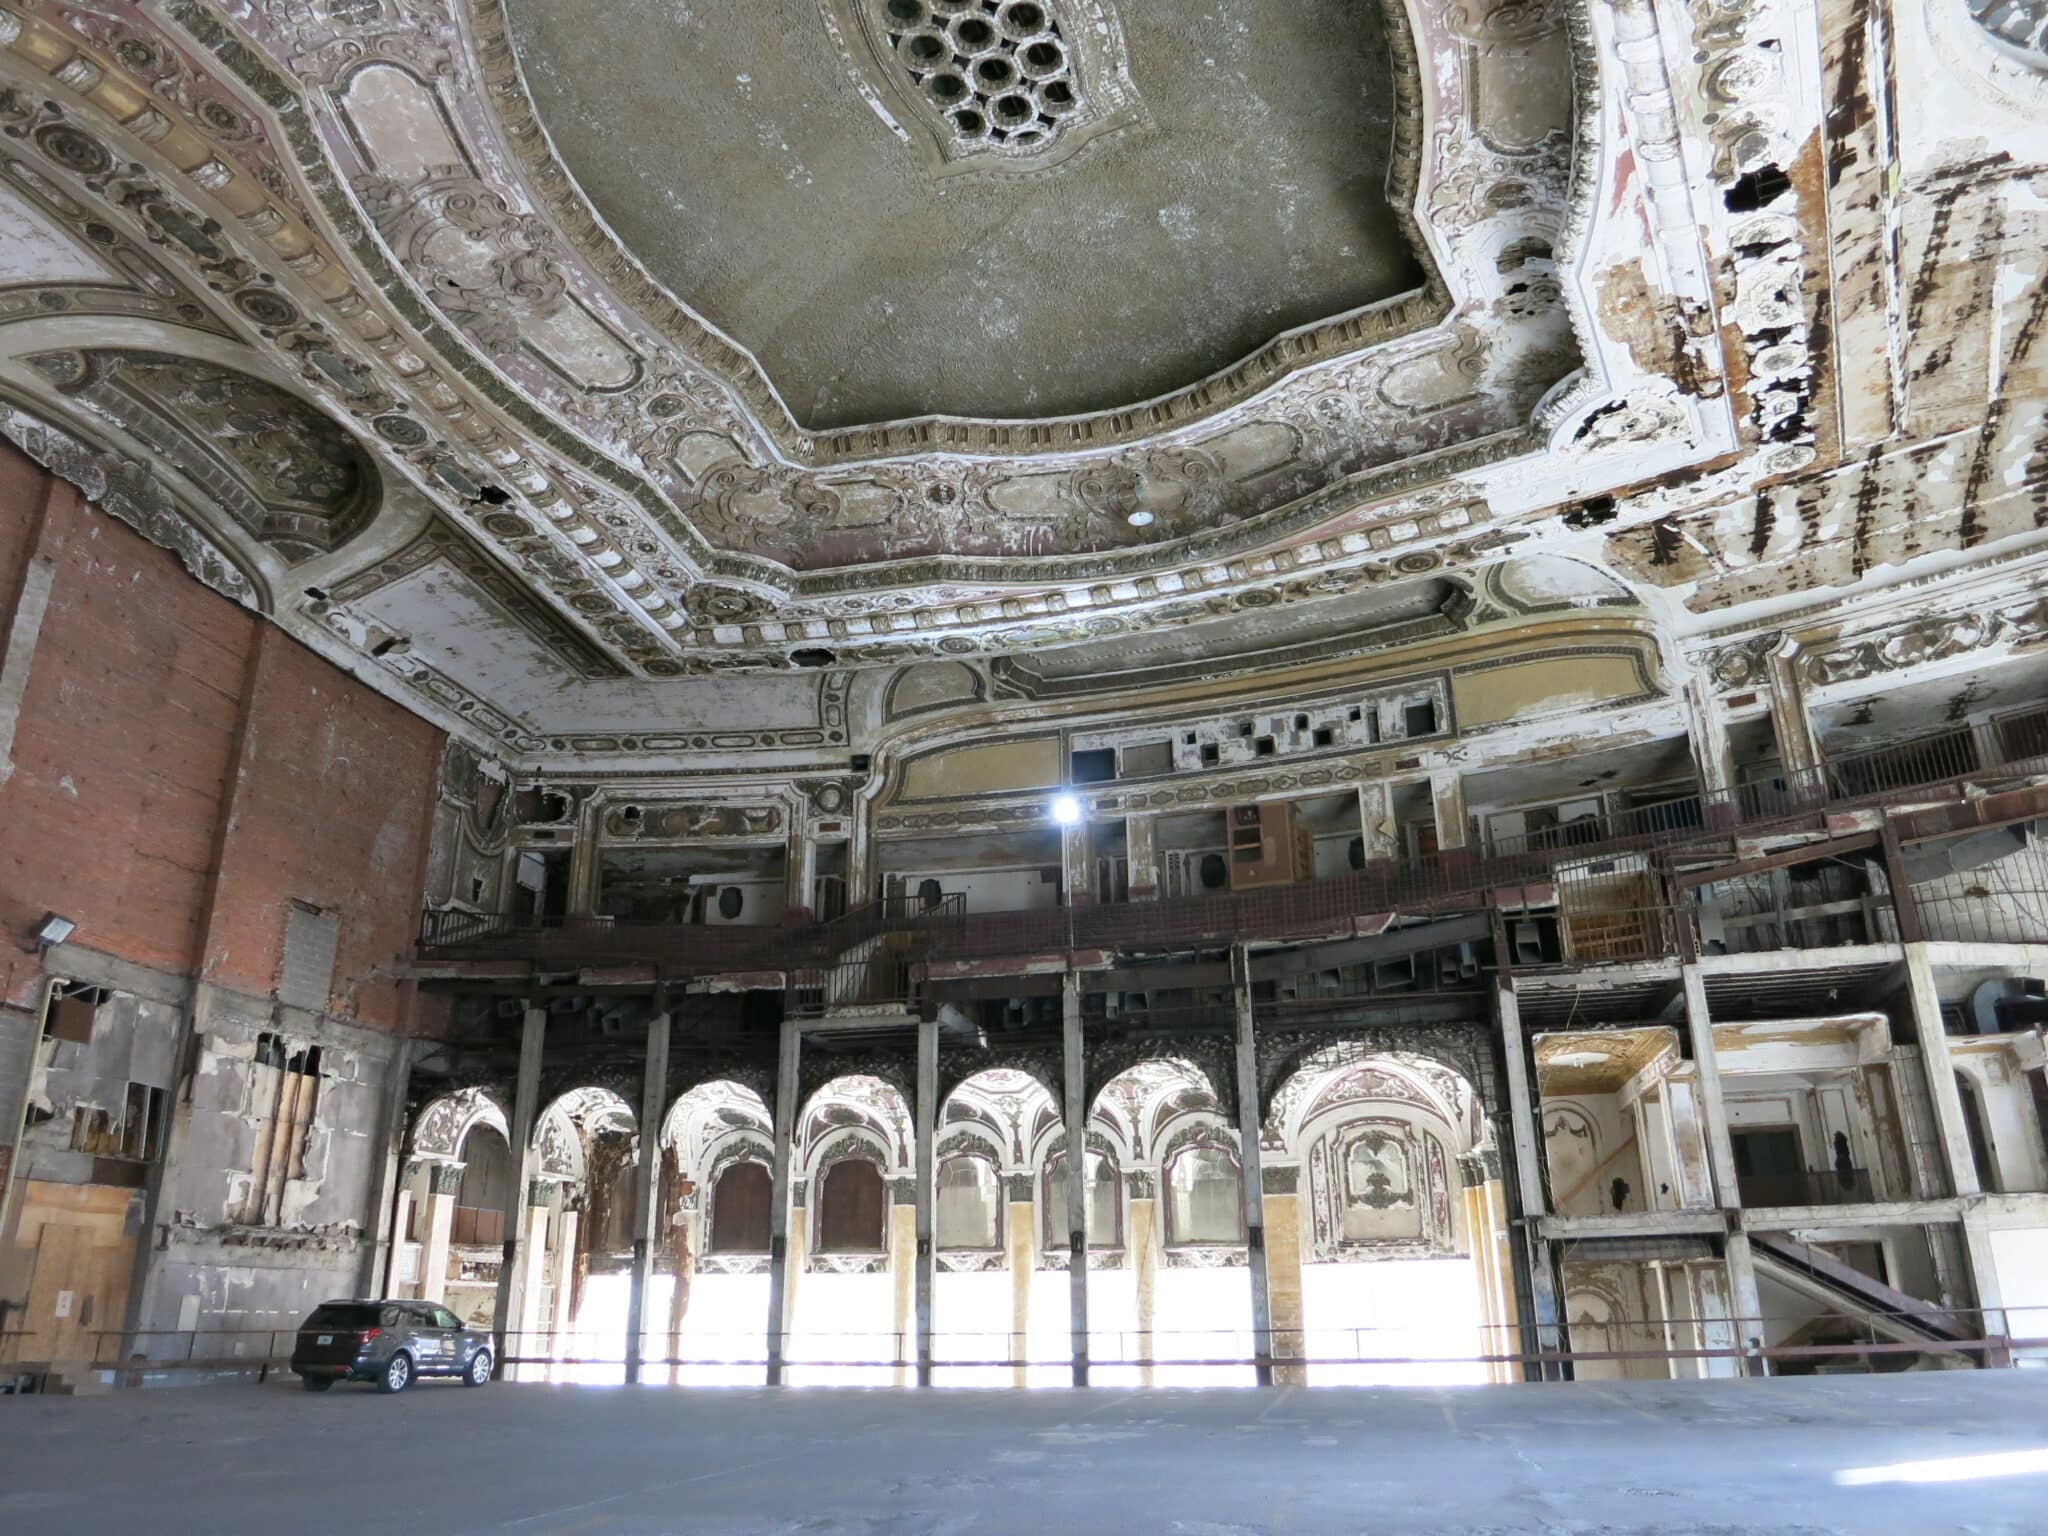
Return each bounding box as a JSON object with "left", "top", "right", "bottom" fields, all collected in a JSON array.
[{"left": 3, "top": 1370, "right": 2047, "bottom": 1534}]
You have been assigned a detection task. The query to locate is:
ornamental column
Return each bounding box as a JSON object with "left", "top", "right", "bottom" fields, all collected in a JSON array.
[
  {"left": 889, "top": 1175, "right": 918, "bottom": 1387},
  {"left": 1681, "top": 965, "right": 1764, "bottom": 1375}
]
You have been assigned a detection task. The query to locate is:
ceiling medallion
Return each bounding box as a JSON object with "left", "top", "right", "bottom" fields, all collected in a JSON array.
[{"left": 823, "top": 0, "right": 1143, "bottom": 176}]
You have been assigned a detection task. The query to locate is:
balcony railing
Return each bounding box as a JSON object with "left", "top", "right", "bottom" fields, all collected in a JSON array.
[{"left": 418, "top": 705, "right": 2048, "bottom": 977}]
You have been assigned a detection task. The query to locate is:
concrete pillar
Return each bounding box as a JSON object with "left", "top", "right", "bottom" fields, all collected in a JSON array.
[
  {"left": 1006, "top": 1174, "right": 1034, "bottom": 1386},
  {"left": 385, "top": 1188, "right": 414, "bottom": 1297},
  {"left": 1430, "top": 770, "right": 1468, "bottom": 851},
  {"left": 1062, "top": 816, "right": 1095, "bottom": 906},
  {"left": 786, "top": 824, "right": 816, "bottom": 918},
  {"left": 1230, "top": 946, "right": 1274, "bottom": 1385},
  {"left": 1905, "top": 944, "right": 2010, "bottom": 1345},
  {"left": 1263, "top": 1163, "right": 1306, "bottom": 1387},
  {"left": 889, "top": 1185, "right": 917, "bottom": 1387},
  {"left": 1356, "top": 781, "right": 1399, "bottom": 864},
  {"left": 1479, "top": 1172, "right": 1521, "bottom": 1382},
  {"left": 766, "top": 1018, "right": 800, "bottom": 1386},
  {"left": 1684, "top": 677, "right": 1738, "bottom": 806},
  {"left": 914, "top": 1016, "right": 937, "bottom": 1386},
  {"left": 624, "top": 1008, "right": 671, "bottom": 1384},
  {"left": 1662, "top": 1078, "right": 1717, "bottom": 1210},
  {"left": 419, "top": 1175, "right": 457, "bottom": 1305},
  {"left": 1126, "top": 813, "right": 1161, "bottom": 901},
  {"left": 1496, "top": 976, "right": 1566, "bottom": 1376},
  {"left": 514, "top": 1199, "right": 550, "bottom": 1381},
  {"left": 550, "top": 1207, "right": 578, "bottom": 1366},
  {"left": 1765, "top": 640, "right": 1823, "bottom": 783},
  {"left": 1061, "top": 971, "right": 1090, "bottom": 1386},
  {"left": 1681, "top": 966, "right": 1763, "bottom": 1366},
  {"left": 492, "top": 1004, "right": 546, "bottom": 1375},
  {"left": 360, "top": 1036, "right": 414, "bottom": 1298},
  {"left": 1127, "top": 1171, "right": 1158, "bottom": 1386}
]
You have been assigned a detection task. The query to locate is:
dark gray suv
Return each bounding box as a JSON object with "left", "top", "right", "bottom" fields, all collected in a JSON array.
[{"left": 291, "top": 1300, "right": 493, "bottom": 1393}]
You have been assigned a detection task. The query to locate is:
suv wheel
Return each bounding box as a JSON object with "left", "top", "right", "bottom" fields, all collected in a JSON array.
[
  {"left": 465, "top": 1350, "right": 492, "bottom": 1387},
  {"left": 379, "top": 1352, "right": 414, "bottom": 1394}
]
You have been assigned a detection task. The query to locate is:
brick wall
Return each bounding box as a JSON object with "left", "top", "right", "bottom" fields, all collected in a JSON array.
[{"left": 0, "top": 439, "right": 444, "bottom": 1030}]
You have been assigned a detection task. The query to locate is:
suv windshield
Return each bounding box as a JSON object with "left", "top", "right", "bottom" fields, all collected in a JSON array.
[{"left": 304, "top": 1303, "right": 381, "bottom": 1328}]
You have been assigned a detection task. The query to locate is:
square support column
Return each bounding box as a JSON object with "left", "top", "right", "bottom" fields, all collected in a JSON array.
[
  {"left": 1061, "top": 971, "right": 1090, "bottom": 1386},
  {"left": 914, "top": 1015, "right": 938, "bottom": 1386},
  {"left": 766, "top": 1017, "right": 801, "bottom": 1386},
  {"left": 1006, "top": 1174, "right": 1035, "bottom": 1386},
  {"left": 1231, "top": 946, "right": 1274, "bottom": 1386},
  {"left": 1905, "top": 944, "right": 2009, "bottom": 1349},
  {"left": 492, "top": 1004, "right": 546, "bottom": 1376},
  {"left": 1682, "top": 965, "right": 1763, "bottom": 1370},
  {"left": 360, "top": 1037, "right": 414, "bottom": 1298},
  {"left": 890, "top": 1184, "right": 917, "bottom": 1387},
  {"left": 385, "top": 1187, "right": 414, "bottom": 1298},
  {"left": 1496, "top": 974, "right": 1567, "bottom": 1377},
  {"left": 419, "top": 1175, "right": 456, "bottom": 1305},
  {"left": 1126, "top": 1171, "right": 1158, "bottom": 1387},
  {"left": 1356, "top": 781, "right": 1399, "bottom": 864},
  {"left": 1126, "top": 813, "right": 1161, "bottom": 901},
  {"left": 625, "top": 1007, "right": 671, "bottom": 1385},
  {"left": 551, "top": 1208, "right": 579, "bottom": 1368},
  {"left": 1262, "top": 1163, "right": 1306, "bottom": 1386}
]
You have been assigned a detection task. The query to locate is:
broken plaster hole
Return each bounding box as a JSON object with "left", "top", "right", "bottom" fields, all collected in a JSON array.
[
  {"left": 790, "top": 646, "right": 838, "bottom": 668},
  {"left": 1562, "top": 495, "right": 1618, "bottom": 529},
  {"left": 369, "top": 633, "right": 410, "bottom": 658},
  {"left": 473, "top": 483, "right": 511, "bottom": 506},
  {"left": 1723, "top": 163, "right": 1791, "bottom": 213}
]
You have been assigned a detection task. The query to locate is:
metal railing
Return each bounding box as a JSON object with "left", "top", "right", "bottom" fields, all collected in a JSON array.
[{"left": 419, "top": 705, "right": 2048, "bottom": 976}]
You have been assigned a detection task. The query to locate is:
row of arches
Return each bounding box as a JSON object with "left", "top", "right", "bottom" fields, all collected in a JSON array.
[{"left": 394, "top": 1046, "right": 1517, "bottom": 1386}]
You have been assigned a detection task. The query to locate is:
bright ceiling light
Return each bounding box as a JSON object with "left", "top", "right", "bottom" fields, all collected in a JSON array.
[
  {"left": 1126, "top": 510, "right": 1154, "bottom": 527},
  {"left": 34, "top": 913, "right": 76, "bottom": 948},
  {"left": 1050, "top": 794, "right": 1083, "bottom": 826}
]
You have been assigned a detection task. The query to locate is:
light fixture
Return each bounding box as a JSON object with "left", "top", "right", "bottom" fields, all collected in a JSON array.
[
  {"left": 34, "top": 913, "right": 76, "bottom": 949},
  {"left": 1125, "top": 510, "right": 1154, "bottom": 527},
  {"left": 1050, "top": 793, "right": 1083, "bottom": 826}
]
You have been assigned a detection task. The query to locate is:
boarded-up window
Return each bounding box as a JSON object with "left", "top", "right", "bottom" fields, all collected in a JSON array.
[
  {"left": 279, "top": 902, "right": 340, "bottom": 1013},
  {"left": 710, "top": 1162, "right": 772, "bottom": 1253},
  {"left": 816, "top": 1158, "right": 886, "bottom": 1252}
]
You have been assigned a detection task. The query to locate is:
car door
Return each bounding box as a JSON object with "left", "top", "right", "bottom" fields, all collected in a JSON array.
[{"left": 430, "top": 1305, "right": 467, "bottom": 1371}]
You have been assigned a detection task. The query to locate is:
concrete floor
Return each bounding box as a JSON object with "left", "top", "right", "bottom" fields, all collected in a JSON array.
[{"left": 3, "top": 1373, "right": 2047, "bottom": 1534}]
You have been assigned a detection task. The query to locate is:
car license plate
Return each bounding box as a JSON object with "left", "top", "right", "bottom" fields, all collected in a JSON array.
[{"left": 317, "top": 1334, "right": 332, "bottom": 1344}]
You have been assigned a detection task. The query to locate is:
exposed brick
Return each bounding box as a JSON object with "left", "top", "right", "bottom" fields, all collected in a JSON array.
[{"left": 0, "top": 440, "right": 444, "bottom": 1032}]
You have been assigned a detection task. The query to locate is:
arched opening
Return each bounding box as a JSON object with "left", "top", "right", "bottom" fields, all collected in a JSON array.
[
  {"left": 454, "top": 1125, "right": 513, "bottom": 1248},
  {"left": 1267, "top": 1048, "right": 1504, "bottom": 1386},
  {"left": 661, "top": 1080, "right": 775, "bottom": 1385},
  {"left": 789, "top": 1075, "right": 913, "bottom": 1385},
  {"left": 529, "top": 1087, "right": 635, "bottom": 1383}
]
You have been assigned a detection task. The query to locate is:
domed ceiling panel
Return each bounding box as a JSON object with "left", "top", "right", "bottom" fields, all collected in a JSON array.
[{"left": 502, "top": 0, "right": 1424, "bottom": 428}]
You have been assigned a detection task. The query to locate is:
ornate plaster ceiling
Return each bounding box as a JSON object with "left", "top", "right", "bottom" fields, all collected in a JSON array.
[
  {"left": 0, "top": 0, "right": 2042, "bottom": 769},
  {"left": 503, "top": 0, "right": 1425, "bottom": 429}
]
